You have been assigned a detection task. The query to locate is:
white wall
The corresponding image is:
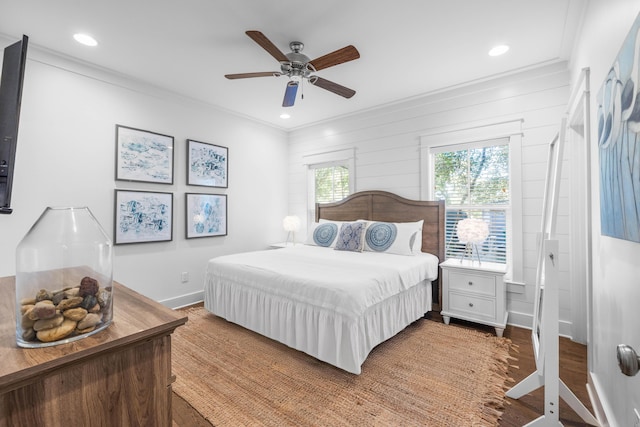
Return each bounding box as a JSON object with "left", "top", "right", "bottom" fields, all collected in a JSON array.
[
  {"left": 0, "top": 37, "right": 289, "bottom": 307},
  {"left": 569, "top": 1, "right": 640, "bottom": 425},
  {"left": 287, "top": 62, "right": 574, "bottom": 334}
]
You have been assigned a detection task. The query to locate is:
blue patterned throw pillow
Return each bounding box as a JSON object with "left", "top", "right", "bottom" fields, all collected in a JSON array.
[
  {"left": 365, "top": 222, "right": 398, "bottom": 251},
  {"left": 334, "top": 222, "right": 366, "bottom": 252},
  {"left": 313, "top": 223, "right": 338, "bottom": 247}
]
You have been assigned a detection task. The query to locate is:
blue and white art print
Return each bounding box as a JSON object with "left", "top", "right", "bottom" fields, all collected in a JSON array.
[
  {"left": 187, "top": 139, "right": 228, "bottom": 188},
  {"left": 114, "top": 190, "right": 173, "bottom": 244},
  {"left": 185, "top": 193, "right": 227, "bottom": 239},
  {"left": 597, "top": 12, "right": 640, "bottom": 243},
  {"left": 116, "top": 125, "right": 174, "bottom": 184}
]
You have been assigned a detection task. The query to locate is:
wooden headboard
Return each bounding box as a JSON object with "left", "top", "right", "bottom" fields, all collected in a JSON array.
[{"left": 315, "top": 190, "right": 445, "bottom": 311}]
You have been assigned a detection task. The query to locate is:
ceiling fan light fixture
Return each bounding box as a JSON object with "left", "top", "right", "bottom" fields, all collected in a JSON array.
[
  {"left": 488, "top": 44, "right": 509, "bottom": 57},
  {"left": 282, "top": 81, "right": 299, "bottom": 107}
]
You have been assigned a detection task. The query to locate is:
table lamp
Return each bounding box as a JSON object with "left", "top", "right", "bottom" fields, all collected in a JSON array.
[
  {"left": 282, "top": 215, "right": 301, "bottom": 246},
  {"left": 456, "top": 218, "right": 489, "bottom": 264}
]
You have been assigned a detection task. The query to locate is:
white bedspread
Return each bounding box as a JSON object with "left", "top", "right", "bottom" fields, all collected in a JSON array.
[{"left": 204, "top": 245, "right": 439, "bottom": 374}]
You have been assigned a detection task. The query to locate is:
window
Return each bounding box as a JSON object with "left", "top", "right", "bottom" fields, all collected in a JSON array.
[
  {"left": 421, "top": 120, "right": 523, "bottom": 282},
  {"left": 313, "top": 164, "right": 350, "bottom": 203},
  {"left": 432, "top": 139, "right": 509, "bottom": 264},
  {"left": 303, "top": 148, "right": 355, "bottom": 224}
]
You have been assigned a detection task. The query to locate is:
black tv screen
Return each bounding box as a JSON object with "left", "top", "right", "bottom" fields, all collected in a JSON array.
[{"left": 0, "top": 35, "right": 28, "bottom": 214}]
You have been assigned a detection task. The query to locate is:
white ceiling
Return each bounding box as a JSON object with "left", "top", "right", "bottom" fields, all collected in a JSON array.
[{"left": 0, "top": 0, "right": 585, "bottom": 130}]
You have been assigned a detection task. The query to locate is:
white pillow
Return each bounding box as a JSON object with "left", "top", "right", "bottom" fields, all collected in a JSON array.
[{"left": 362, "top": 220, "right": 424, "bottom": 255}]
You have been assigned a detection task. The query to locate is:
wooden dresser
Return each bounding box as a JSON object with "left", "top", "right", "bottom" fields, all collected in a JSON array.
[{"left": 0, "top": 276, "right": 188, "bottom": 427}]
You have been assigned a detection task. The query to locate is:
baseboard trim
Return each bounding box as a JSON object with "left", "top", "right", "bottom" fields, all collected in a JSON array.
[
  {"left": 158, "top": 290, "right": 204, "bottom": 309},
  {"left": 588, "top": 371, "right": 615, "bottom": 426},
  {"left": 507, "top": 310, "right": 573, "bottom": 339},
  {"left": 587, "top": 372, "right": 609, "bottom": 426}
]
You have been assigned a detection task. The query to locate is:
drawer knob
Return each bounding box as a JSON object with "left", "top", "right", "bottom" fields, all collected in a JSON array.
[
  {"left": 468, "top": 302, "right": 474, "bottom": 308},
  {"left": 468, "top": 281, "right": 473, "bottom": 286}
]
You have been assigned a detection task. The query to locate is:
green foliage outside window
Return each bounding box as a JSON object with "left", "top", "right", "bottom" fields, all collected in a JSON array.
[{"left": 315, "top": 165, "right": 349, "bottom": 203}]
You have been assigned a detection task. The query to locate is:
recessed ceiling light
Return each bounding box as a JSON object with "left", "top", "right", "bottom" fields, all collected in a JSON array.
[
  {"left": 73, "top": 33, "right": 98, "bottom": 47},
  {"left": 280, "top": 113, "right": 291, "bottom": 119},
  {"left": 488, "top": 45, "right": 509, "bottom": 57}
]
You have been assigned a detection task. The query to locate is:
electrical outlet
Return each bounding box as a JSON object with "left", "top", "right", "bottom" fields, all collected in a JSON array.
[{"left": 180, "top": 272, "right": 189, "bottom": 283}]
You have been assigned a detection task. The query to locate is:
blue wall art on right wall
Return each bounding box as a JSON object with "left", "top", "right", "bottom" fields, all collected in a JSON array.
[{"left": 597, "top": 11, "right": 640, "bottom": 242}]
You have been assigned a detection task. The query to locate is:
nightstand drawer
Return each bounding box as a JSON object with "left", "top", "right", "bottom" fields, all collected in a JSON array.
[
  {"left": 448, "top": 293, "right": 496, "bottom": 320},
  {"left": 448, "top": 271, "right": 496, "bottom": 296}
]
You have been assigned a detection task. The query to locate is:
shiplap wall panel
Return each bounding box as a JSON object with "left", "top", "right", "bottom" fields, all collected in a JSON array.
[{"left": 288, "top": 62, "right": 573, "bottom": 331}]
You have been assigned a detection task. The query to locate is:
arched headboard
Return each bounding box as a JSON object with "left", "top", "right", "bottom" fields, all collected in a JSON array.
[{"left": 316, "top": 190, "right": 445, "bottom": 311}]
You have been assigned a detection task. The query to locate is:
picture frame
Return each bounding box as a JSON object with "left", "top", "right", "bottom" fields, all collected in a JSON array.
[
  {"left": 597, "top": 14, "right": 640, "bottom": 243},
  {"left": 185, "top": 193, "right": 227, "bottom": 239},
  {"left": 187, "top": 139, "right": 228, "bottom": 188},
  {"left": 114, "top": 189, "right": 173, "bottom": 244},
  {"left": 115, "top": 125, "right": 174, "bottom": 184}
]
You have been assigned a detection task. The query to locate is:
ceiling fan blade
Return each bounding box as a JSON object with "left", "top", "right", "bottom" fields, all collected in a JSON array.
[
  {"left": 245, "top": 31, "right": 289, "bottom": 63},
  {"left": 308, "top": 45, "right": 360, "bottom": 71},
  {"left": 309, "top": 76, "right": 356, "bottom": 98},
  {"left": 225, "top": 72, "right": 282, "bottom": 79}
]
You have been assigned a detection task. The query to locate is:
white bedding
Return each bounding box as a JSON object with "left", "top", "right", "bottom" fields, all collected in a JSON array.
[{"left": 204, "top": 245, "right": 439, "bottom": 374}]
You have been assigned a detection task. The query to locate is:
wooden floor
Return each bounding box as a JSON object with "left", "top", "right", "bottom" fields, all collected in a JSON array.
[{"left": 172, "top": 316, "right": 595, "bottom": 427}]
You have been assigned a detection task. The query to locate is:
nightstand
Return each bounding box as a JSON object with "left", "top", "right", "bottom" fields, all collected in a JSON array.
[{"left": 440, "top": 258, "right": 508, "bottom": 337}]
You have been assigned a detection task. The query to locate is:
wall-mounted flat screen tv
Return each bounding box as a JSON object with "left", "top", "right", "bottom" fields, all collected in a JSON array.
[{"left": 0, "top": 35, "right": 28, "bottom": 214}]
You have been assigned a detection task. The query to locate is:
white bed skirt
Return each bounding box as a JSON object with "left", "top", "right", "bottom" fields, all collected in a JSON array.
[{"left": 204, "top": 278, "right": 432, "bottom": 375}]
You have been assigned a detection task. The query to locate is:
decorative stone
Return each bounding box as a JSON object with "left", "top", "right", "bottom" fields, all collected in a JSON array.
[
  {"left": 21, "top": 311, "right": 36, "bottom": 329},
  {"left": 97, "top": 288, "right": 111, "bottom": 308},
  {"left": 29, "top": 301, "right": 57, "bottom": 320},
  {"left": 21, "top": 328, "right": 36, "bottom": 342},
  {"left": 20, "top": 297, "right": 36, "bottom": 305},
  {"left": 35, "top": 288, "right": 53, "bottom": 302},
  {"left": 64, "top": 287, "right": 80, "bottom": 298},
  {"left": 20, "top": 304, "right": 34, "bottom": 315},
  {"left": 57, "top": 296, "right": 83, "bottom": 311},
  {"left": 77, "top": 313, "right": 102, "bottom": 330},
  {"left": 80, "top": 295, "right": 97, "bottom": 310},
  {"left": 63, "top": 307, "right": 88, "bottom": 321},
  {"left": 33, "top": 313, "right": 64, "bottom": 331},
  {"left": 76, "top": 325, "right": 96, "bottom": 334},
  {"left": 52, "top": 291, "right": 66, "bottom": 305},
  {"left": 36, "top": 319, "right": 77, "bottom": 342},
  {"left": 79, "top": 276, "right": 99, "bottom": 297}
]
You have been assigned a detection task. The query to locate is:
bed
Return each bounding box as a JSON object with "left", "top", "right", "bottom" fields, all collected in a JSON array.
[{"left": 204, "top": 191, "right": 445, "bottom": 374}]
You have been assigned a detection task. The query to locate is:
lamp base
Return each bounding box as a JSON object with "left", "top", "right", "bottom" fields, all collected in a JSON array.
[
  {"left": 459, "top": 243, "right": 482, "bottom": 265},
  {"left": 285, "top": 231, "right": 296, "bottom": 246}
]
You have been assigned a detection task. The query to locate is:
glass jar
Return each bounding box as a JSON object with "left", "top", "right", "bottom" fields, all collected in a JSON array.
[{"left": 15, "top": 207, "right": 114, "bottom": 348}]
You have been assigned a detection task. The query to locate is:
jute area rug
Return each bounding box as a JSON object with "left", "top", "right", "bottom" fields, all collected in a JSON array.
[{"left": 171, "top": 306, "right": 515, "bottom": 426}]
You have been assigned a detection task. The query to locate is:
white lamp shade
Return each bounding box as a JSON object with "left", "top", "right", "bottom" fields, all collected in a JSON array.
[
  {"left": 282, "top": 215, "right": 301, "bottom": 232},
  {"left": 457, "top": 218, "right": 489, "bottom": 244}
]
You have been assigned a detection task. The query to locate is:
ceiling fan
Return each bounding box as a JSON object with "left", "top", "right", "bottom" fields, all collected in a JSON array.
[{"left": 225, "top": 31, "right": 360, "bottom": 107}]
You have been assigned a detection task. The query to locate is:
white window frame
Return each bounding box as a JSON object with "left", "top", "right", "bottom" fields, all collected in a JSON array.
[
  {"left": 302, "top": 148, "right": 355, "bottom": 225},
  {"left": 420, "top": 120, "right": 523, "bottom": 284}
]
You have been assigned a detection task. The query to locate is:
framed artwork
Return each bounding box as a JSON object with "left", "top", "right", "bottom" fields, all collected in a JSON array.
[
  {"left": 185, "top": 193, "right": 227, "bottom": 238},
  {"left": 115, "top": 125, "right": 174, "bottom": 184},
  {"left": 114, "top": 189, "right": 173, "bottom": 244},
  {"left": 597, "top": 12, "right": 640, "bottom": 243},
  {"left": 187, "top": 139, "right": 228, "bottom": 188}
]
